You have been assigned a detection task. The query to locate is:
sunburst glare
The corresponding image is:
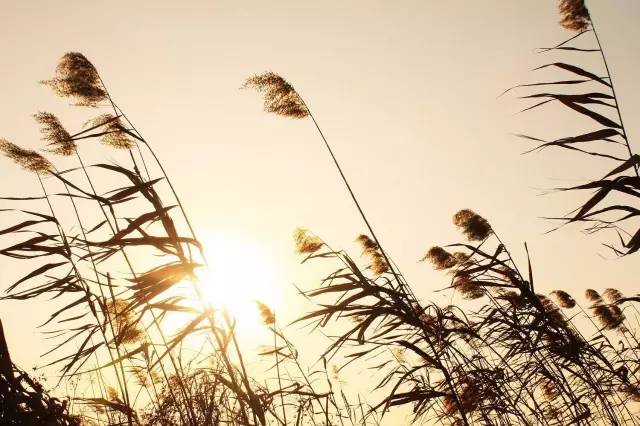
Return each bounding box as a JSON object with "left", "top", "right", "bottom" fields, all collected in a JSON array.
[{"left": 196, "top": 231, "right": 283, "bottom": 339}]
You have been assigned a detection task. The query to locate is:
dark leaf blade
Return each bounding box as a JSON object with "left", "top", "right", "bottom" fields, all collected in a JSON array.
[{"left": 534, "top": 62, "right": 611, "bottom": 87}]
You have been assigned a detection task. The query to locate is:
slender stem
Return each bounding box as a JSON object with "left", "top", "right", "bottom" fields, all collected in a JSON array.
[
  {"left": 95, "top": 80, "right": 257, "bottom": 422},
  {"left": 302, "top": 103, "right": 419, "bottom": 306},
  {"left": 273, "top": 327, "right": 287, "bottom": 425},
  {"left": 591, "top": 21, "right": 636, "bottom": 175},
  {"left": 36, "top": 173, "right": 133, "bottom": 424},
  {"left": 71, "top": 151, "right": 196, "bottom": 426}
]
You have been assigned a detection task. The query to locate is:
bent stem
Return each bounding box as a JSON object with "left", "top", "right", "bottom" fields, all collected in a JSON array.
[{"left": 301, "top": 101, "right": 416, "bottom": 302}]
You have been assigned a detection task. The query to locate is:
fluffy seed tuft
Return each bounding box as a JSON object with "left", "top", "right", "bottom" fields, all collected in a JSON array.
[
  {"left": 453, "top": 209, "right": 492, "bottom": 241},
  {"left": 41, "top": 52, "right": 107, "bottom": 107},
  {"left": 356, "top": 234, "right": 389, "bottom": 275},
  {"left": 550, "top": 290, "right": 576, "bottom": 309},
  {"left": 558, "top": 0, "right": 590, "bottom": 31},
  {"left": 421, "top": 246, "right": 458, "bottom": 270},
  {"left": 244, "top": 72, "right": 309, "bottom": 119},
  {"left": 256, "top": 301, "right": 275, "bottom": 325},
  {"left": 293, "top": 228, "right": 323, "bottom": 254},
  {"left": 0, "top": 139, "right": 52, "bottom": 174},
  {"left": 33, "top": 112, "right": 75, "bottom": 156},
  {"left": 86, "top": 114, "right": 134, "bottom": 150}
]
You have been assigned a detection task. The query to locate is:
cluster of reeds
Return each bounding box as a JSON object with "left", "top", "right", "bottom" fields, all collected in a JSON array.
[
  {"left": 507, "top": 0, "right": 639, "bottom": 255},
  {"left": 248, "top": 1, "right": 640, "bottom": 424},
  {"left": 294, "top": 210, "right": 640, "bottom": 424},
  {"left": 0, "top": 319, "right": 80, "bottom": 425},
  {"left": 0, "top": 52, "right": 381, "bottom": 425}
]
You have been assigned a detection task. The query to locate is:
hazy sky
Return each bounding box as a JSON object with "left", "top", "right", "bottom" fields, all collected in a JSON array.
[{"left": 1, "top": 1, "right": 639, "bottom": 423}]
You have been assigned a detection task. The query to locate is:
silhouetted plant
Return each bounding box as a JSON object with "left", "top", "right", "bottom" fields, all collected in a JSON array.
[{"left": 509, "top": 0, "right": 640, "bottom": 255}]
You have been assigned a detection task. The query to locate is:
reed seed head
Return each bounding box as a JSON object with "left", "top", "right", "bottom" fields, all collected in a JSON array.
[
  {"left": 106, "top": 386, "right": 118, "bottom": 402},
  {"left": 357, "top": 234, "right": 389, "bottom": 275},
  {"left": 86, "top": 114, "right": 134, "bottom": 150},
  {"left": 421, "top": 246, "right": 458, "bottom": 270},
  {"left": 370, "top": 253, "right": 389, "bottom": 275},
  {"left": 585, "top": 289, "right": 602, "bottom": 304},
  {"left": 0, "top": 139, "right": 52, "bottom": 174},
  {"left": 591, "top": 304, "right": 624, "bottom": 330},
  {"left": 129, "top": 366, "right": 153, "bottom": 388},
  {"left": 550, "top": 290, "right": 576, "bottom": 309},
  {"left": 356, "top": 234, "right": 378, "bottom": 254},
  {"left": 41, "top": 52, "right": 107, "bottom": 107},
  {"left": 293, "top": 227, "right": 323, "bottom": 254},
  {"left": 256, "top": 301, "right": 275, "bottom": 325},
  {"left": 106, "top": 299, "right": 144, "bottom": 345},
  {"left": 244, "top": 72, "right": 309, "bottom": 119},
  {"left": 538, "top": 294, "right": 565, "bottom": 325},
  {"left": 621, "top": 385, "right": 640, "bottom": 402},
  {"left": 33, "top": 112, "right": 75, "bottom": 156},
  {"left": 453, "top": 209, "right": 492, "bottom": 241},
  {"left": 603, "top": 288, "right": 623, "bottom": 303},
  {"left": 559, "top": 0, "right": 590, "bottom": 31},
  {"left": 453, "top": 275, "right": 484, "bottom": 300},
  {"left": 498, "top": 290, "right": 527, "bottom": 308}
]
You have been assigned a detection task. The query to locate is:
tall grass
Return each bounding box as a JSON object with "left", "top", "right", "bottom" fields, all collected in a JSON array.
[{"left": 1, "top": 0, "right": 639, "bottom": 425}]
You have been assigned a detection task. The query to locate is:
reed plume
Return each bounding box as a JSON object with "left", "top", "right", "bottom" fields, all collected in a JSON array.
[
  {"left": 510, "top": 1, "right": 640, "bottom": 256},
  {"left": 550, "top": 290, "right": 576, "bottom": 309},
  {"left": 41, "top": 52, "right": 107, "bottom": 107},
  {"left": 256, "top": 301, "right": 275, "bottom": 326},
  {"left": 243, "top": 72, "right": 309, "bottom": 119},
  {"left": 356, "top": 234, "right": 389, "bottom": 275},
  {"left": 0, "top": 139, "right": 52, "bottom": 174},
  {"left": 558, "top": 0, "right": 590, "bottom": 31},
  {"left": 33, "top": 112, "right": 76, "bottom": 156},
  {"left": 421, "top": 246, "right": 458, "bottom": 270},
  {"left": 293, "top": 227, "right": 323, "bottom": 254},
  {"left": 85, "top": 114, "right": 134, "bottom": 150},
  {"left": 453, "top": 209, "right": 492, "bottom": 241}
]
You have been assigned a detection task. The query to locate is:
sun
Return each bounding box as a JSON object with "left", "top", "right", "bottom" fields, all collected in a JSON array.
[{"left": 195, "top": 230, "right": 283, "bottom": 339}]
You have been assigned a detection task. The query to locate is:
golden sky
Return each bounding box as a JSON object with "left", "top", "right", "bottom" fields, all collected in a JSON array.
[{"left": 0, "top": 1, "right": 639, "bottom": 423}]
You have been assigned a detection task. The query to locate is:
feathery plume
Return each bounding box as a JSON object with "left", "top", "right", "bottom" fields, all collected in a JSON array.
[
  {"left": 453, "top": 275, "right": 484, "bottom": 300},
  {"left": 621, "top": 385, "right": 640, "bottom": 403},
  {"left": 550, "top": 290, "right": 576, "bottom": 309},
  {"left": 585, "top": 289, "right": 602, "bottom": 304},
  {"left": 538, "top": 294, "right": 565, "bottom": 324},
  {"left": 33, "top": 112, "right": 75, "bottom": 156},
  {"left": 293, "top": 227, "right": 323, "bottom": 254},
  {"left": 603, "top": 288, "right": 623, "bottom": 303},
  {"left": 244, "top": 72, "right": 309, "bottom": 119},
  {"left": 421, "top": 246, "right": 458, "bottom": 270},
  {"left": 356, "top": 234, "right": 379, "bottom": 255},
  {"left": 86, "top": 114, "right": 134, "bottom": 149},
  {"left": 558, "top": 0, "right": 590, "bottom": 31},
  {"left": 356, "top": 234, "right": 389, "bottom": 275},
  {"left": 453, "top": 209, "right": 492, "bottom": 241},
  {"left": 256, "top": 301, "right": 275, "bottom": 325},
  {"left": 591, "top": 304, "right": 624, "bottom": 330},
  {"left": 106, "top": 386, "right": 119, "bottom": 402},
  {"left": 128, "top": 365, "right": 159, "bottom": 388},
  {"left": 106, "top": 299, "right": 144, "bottom": 345},
  {"left": 41, "top": 52, "right": 107, "bottom": 107},
  {"left": 0, "top": 139, "right": 52, "bottom": 174},
  {"left": 370, "top": 254, "right": 389, "bottom": 275},
  {"left": 497, "top": 290, "right": 527, "bottom": 309}
]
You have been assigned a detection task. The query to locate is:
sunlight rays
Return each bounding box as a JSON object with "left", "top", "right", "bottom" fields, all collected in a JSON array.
[{"left": 196, "top": 231, "right": 283, "bottom": 339}]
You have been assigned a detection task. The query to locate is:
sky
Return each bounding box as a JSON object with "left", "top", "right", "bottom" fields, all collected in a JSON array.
[{"left": 0, "top": 0, "right": 639, "bottom": 423}]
